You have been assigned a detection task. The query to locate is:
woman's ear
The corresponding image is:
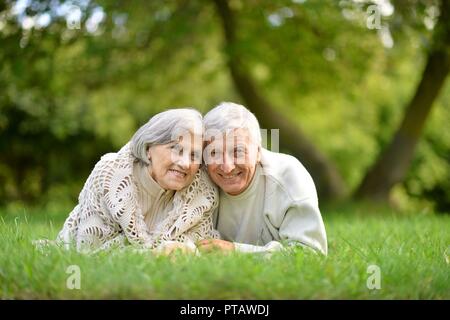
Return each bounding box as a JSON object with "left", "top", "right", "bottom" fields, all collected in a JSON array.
[{"left": 146, "top": 146, "right": 152, "bottom": 162}]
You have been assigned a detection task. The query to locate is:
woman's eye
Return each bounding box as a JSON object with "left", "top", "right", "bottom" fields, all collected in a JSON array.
[
  {"left": 210, "top": 150, "right": 216, "bottom": 157},
  {"left": 171, "top": 144, "right": 182, "bottom": 152}
]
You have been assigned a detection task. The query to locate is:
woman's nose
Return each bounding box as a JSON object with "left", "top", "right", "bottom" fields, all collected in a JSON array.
[{"left": 176, "top": 154, "right": 190, "bottom": 170}]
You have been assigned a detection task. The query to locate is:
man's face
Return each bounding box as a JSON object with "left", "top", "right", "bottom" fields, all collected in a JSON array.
[{"left": 205, "top": 128, "right": 260, "bottom": 195}]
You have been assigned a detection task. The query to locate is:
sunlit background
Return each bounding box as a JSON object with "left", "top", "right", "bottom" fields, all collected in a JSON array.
[{"left": 1, "top": 0, "right": 449, "bottom": 213}]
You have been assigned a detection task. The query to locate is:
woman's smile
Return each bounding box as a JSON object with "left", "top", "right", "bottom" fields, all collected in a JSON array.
[{"left": 167, "top": 168, "right": 188, "bottom": 179}]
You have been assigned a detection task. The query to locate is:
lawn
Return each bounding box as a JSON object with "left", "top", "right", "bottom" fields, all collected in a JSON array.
[{"left": 0, "top": 205, "right": 449, "bottom": 299}]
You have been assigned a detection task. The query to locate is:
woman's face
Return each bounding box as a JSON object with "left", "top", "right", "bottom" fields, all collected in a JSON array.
[{"left": 147, "top": 132, "right": 203, "bottom": 191}]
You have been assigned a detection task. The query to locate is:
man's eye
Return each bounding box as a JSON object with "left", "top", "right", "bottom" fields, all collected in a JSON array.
[{"left": 235, "top": 148, "right": 245, "bottom": 157}]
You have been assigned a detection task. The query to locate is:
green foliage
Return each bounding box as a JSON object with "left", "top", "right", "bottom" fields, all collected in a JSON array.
[{"left": 0, "top": 0, "right": 449, "bottom": 211}]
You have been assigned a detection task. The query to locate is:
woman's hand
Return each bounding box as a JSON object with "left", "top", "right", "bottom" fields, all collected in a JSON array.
[
  {"left": 197, "top": 239, "right": 235, "bottom": 253},
  {"left": 156, "top": 241, "right": 197, "bottom": 256}
]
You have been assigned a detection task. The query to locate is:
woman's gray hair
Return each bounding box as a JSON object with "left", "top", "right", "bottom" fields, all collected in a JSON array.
[
  {"left": 203, "top": 102, "right": 262, "bottom": 147},
  {"left": 131, "top": 108, "right": 203, "bottom": 165}
]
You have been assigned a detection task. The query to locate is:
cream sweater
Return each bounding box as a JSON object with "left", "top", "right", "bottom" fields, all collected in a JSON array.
[
  {"left": 213, "top": 148, "right": 328, "bottom": 255},
  {"left": 56, "top": 142, "right": 220, "bottom": 253}
]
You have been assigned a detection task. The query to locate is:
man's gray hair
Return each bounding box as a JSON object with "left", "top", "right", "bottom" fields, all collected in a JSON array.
[
  {"left": 203, "top": 102, "right": 262, "bottom": 147},
  {"left": 131, "top": 108, "right": 203, "bottom": 165}
]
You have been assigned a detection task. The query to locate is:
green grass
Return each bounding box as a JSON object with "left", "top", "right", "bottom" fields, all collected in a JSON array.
[{"left": 0, "top": 205, "right": 449, "bottom": 299}]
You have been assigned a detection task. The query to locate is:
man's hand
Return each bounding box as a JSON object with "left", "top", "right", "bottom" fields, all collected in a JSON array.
[{"left": 197, "top": 239, "right": 235, "bottom": 253}]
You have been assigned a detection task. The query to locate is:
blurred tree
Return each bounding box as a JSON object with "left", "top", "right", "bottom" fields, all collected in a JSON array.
[
  {"left": 212, "top": 0, "right": 347, "bottom": 201},
  {"left": 356, "top": 0, "right": 450, "bottom": 201},
  {"left": 0, "top": 0, "right": 448, "bottom": 212}
]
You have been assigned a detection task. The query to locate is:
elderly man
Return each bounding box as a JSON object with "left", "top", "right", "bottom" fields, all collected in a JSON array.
[{"left": 198, "top": 102, "right": 327, "bottom": 255}]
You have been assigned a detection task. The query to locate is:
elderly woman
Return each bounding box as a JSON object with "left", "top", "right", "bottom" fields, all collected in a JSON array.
[
  {"left": 57, "top": 108, "right": 219, "bottom": 253},
  {"left": 198, "top": 102, "right": 328, "bottom": 255}
]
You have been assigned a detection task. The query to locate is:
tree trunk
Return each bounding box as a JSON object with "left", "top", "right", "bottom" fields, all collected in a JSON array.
[
  {"left": 355, "top": 1, "right": 450, "bottom": 201},
  {"left": 212, "top": 0, "right": 347, "bottom": 201}
]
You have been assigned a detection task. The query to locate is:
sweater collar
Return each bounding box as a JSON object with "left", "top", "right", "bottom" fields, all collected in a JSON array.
[{"left": 134, "top": 161, "right": 174, "bottom": 199}]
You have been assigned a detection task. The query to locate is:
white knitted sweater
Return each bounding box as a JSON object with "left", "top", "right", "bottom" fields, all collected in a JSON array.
[{"left": 56, "top": 142, "right": 219, "bottom": 253}]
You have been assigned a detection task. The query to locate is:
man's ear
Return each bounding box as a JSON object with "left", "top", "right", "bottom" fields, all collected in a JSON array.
[{"left": 256, "top": 146, "right": 261, "bottom": 163}]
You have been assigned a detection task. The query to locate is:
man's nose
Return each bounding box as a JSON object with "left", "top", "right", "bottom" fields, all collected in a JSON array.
[{"left": 220, "top": 154, "right": 235, "bottom": 173}]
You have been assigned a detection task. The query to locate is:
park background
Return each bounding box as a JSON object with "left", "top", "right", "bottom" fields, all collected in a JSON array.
[{"left": 0, "top": 0, "right": 449, "bottom": 299}]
